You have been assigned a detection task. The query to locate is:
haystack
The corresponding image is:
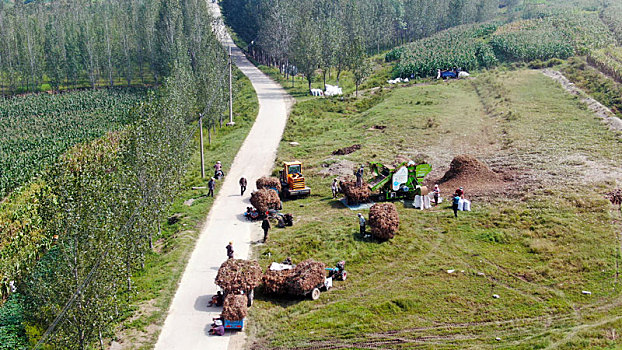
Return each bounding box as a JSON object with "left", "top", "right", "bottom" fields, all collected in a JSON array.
[
  {"left": 262, "top": 259, "right": 325, "bottom": 295},
  {"left": 341, "top": 180, "right": 371, "bottom": 204},
  {"left": 369, "top": 203, "right": 399, "bottom": 240},
  {"left": 250, "top": 189, "right": 281, "bottom": 214},
  {"left": 221, "top": 294, "right": 247, "bottom": 321},
  {"left": 285, "top": 260, "right": 326, "bottom": 295},
  {"left": 262, "top": 268, "right": 294, "bottom": 294},
  {"left": 332, "top": 144, "right": 361, "bottom": 156},
  {"left": 215, "top": 259, "right": 262, "bottom": 292},
  {"left": 256, "top": 176, "right": 282, "bottom": 192}
]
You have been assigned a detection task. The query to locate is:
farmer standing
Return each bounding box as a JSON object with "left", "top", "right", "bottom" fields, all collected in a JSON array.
[
  {"left": 261, "top": 217, "right": 271, "bottom": 243},
  {"left": 452, "top": 193, "right": 460, "bottom": 218},
  {"left": 239, "top": 177, "right": 248, "bottom": 196},
  {"left": 226, "top": 241, "right": 234, "bottom": 259},
  {"left": 357, "top": 213, "right": 367, "bottom": 237},
  {"left": 355, "top": 165, "right": 364, "bottom": 187},
  {"left": 433, "top": 184, "right": 440, "bottom": 205},
  {"left": 455, "top": 187, "right": 464, "bottom": 198},
  {"left": 331, "top": 179, "right": 340, "bottom": 198},
  {"left": 208, "top": 177, "right": 215, "bottom": 197}
]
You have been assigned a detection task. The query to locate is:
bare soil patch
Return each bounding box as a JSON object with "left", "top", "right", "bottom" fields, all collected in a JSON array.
[
  {"left": 318, "top": 159, "right": 356, "bottom": 178},
  {"left": 332, "top": 144, "right": 361, "bottom": 156}
]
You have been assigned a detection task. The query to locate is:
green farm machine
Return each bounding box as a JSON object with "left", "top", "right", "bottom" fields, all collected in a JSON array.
[{"left": 368, "top": 161, "right": 432, "bottom": 201}]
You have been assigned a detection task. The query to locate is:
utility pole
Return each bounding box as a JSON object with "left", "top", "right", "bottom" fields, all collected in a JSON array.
[
  {"left": 199, "top": 113, "right": 205, "bottom": 178},
  {"left": 227, "top": 46, "right": 235, "bottom": 126}
]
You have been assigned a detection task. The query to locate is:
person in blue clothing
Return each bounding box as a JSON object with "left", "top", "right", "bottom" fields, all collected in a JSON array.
[
  {"left": 208, "top": 177, "right": 215, "bottom": 197},
  {"left": 452, "top": 193, "right": 461, "bottom": 218}
]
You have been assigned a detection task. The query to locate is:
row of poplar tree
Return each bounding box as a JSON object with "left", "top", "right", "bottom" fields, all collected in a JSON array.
[
  {"left": 0, "top": 0, "right": 225, "bottom": 93},
  {"left": 0, "top": 0, "right": 229, "bottom": 349},
  {"left": 221, "top": 0, "right": 499, "bottom": 92}
]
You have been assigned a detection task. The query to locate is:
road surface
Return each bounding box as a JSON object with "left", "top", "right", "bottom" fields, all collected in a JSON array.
[{"left": 154, "top": 3, "right": 292, "bottom": 349}]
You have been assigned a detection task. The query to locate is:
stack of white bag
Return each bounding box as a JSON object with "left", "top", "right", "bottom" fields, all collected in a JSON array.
[
  {"left": 413, "top": 195, "right": 431, "bottom": 210},
  {"left": 310, "top": 88, "right": 324, "bottom": 97},
  {"left": 324, "top": 84, "right": 342, "bottom": 96},
  {"left": 412, "top": 194, "right": 470, "bottom": 211},
  {"left": 458, "top": 198, "right": 471, "bottom": 211},
  {"left": 387, "top": 77, "right": 409, "bottom": 84}
]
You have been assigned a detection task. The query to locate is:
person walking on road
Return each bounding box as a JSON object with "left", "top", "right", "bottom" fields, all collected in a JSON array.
[
  {"left": 239, "top": 177, "right": 248, "bottom": 196},
  {"left": 261, "top": 218, "right": 271, "bottom": 243},
  {"left": 331, "top": 179, "right": 340, "bottom": 198},
  {"left": 357, "top": 213, "right": 367, "bottom": 237},
  {"left": 208, "top": 177, "right": 215, "bottom": 197},
  {"left": 452, "top": 193, "right": 460, "bottom": 218},
  {"left": 226, "top": 241, "right": 234, "bottom": 259}
]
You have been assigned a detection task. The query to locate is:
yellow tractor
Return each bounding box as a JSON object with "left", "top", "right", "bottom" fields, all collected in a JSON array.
[{"left": 279, "top": 161, "right": 311, "bottom": 198}]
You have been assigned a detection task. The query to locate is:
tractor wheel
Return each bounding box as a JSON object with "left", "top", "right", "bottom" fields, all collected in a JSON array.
[{"left": 310, "top": 288, "right": 321, "bottom": 300}]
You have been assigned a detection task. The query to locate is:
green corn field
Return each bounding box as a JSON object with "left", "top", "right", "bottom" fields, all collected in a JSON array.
[
  {"left": 392, "top": 11, "right": 613, "bottom": 79},
  {"left": 0, "top": 88, "right": 146, "bottom": 198}
]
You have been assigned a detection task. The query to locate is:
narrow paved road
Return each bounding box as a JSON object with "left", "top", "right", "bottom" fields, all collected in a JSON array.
[{"left": 154, "top": 4, "right": 292, "bottom": 349}]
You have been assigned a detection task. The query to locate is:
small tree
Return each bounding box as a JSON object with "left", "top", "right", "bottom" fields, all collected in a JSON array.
[
  {"left": 351, "top": 57, "right": 371, "bottom": 98},
  {"left": 348, "top": 33, "right": 371, "bottom": 97}
]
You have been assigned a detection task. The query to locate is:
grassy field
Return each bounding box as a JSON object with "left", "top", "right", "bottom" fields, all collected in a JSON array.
[{"left": 247, "top": 69, "right": 622, "bottom": 349}]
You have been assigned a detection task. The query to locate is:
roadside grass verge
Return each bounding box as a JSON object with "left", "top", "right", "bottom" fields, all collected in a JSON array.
[
  {"left": 110, "top": 66, "right": 258, "bottom": 349},
  {"left": 248, "top": 69, "right": 622, "bottom": 349}
]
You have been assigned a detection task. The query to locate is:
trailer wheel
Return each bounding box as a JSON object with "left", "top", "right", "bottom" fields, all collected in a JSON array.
[{"left": 310, "top": 288, "right": 320, "bottom": 300}]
